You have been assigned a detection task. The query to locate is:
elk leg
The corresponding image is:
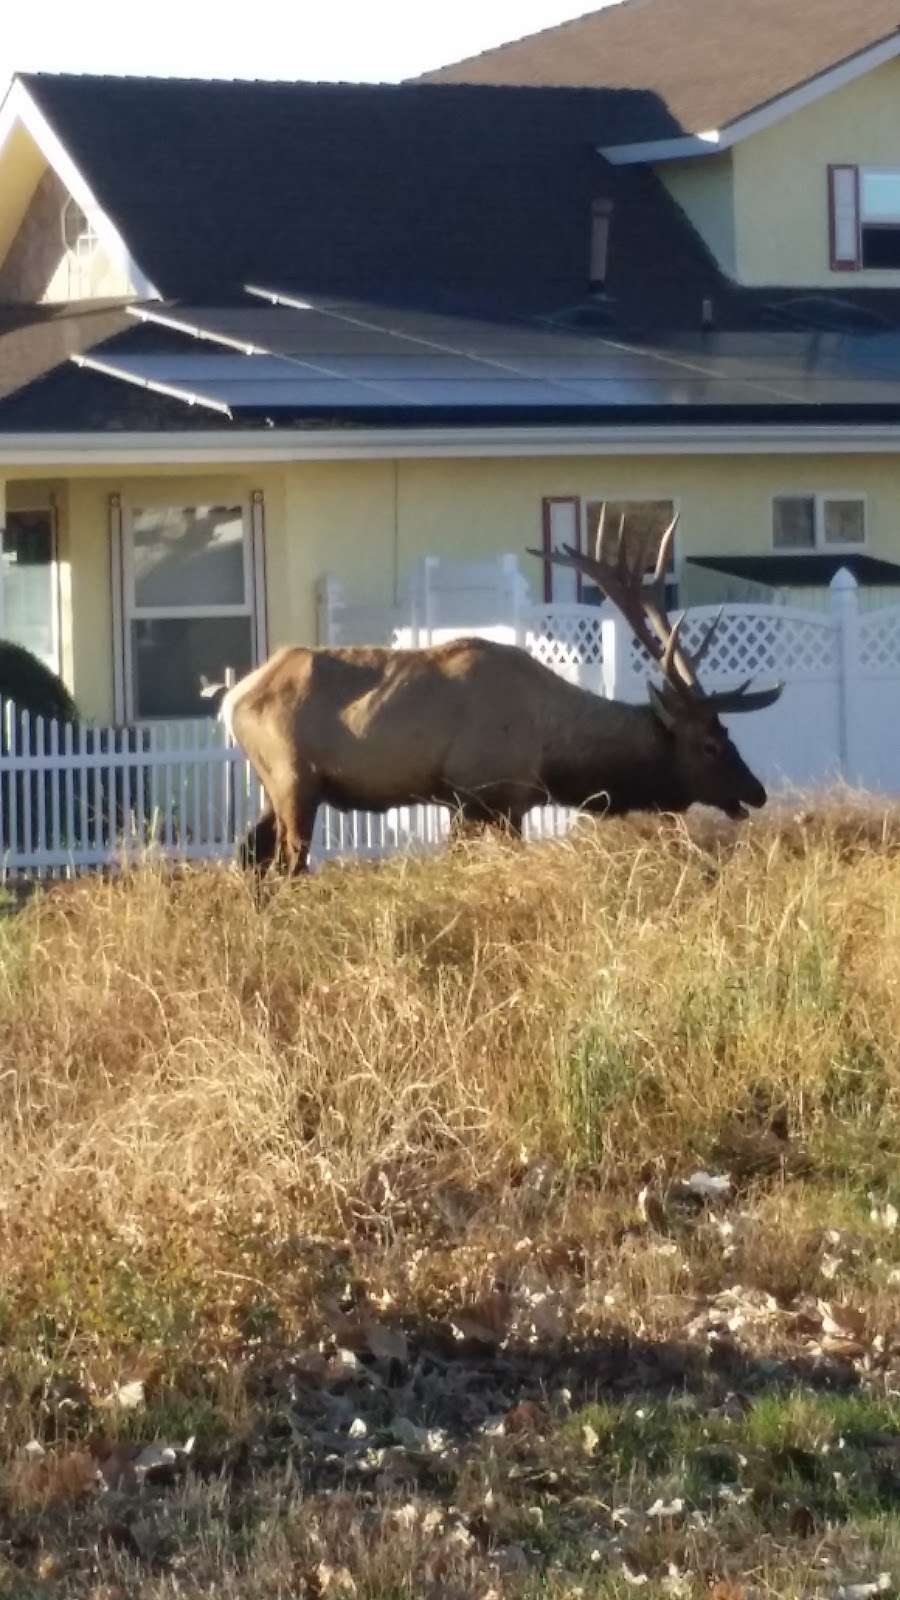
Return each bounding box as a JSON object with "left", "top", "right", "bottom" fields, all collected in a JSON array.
[
  {"left": 279, "top": 783, "right": 321, "bottom": 877},
  {"left": 240, "top": 800, "right": 277, "bottom": 872}
]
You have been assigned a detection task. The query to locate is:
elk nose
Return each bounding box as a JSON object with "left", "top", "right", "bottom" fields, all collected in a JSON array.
[{"left": 748, "top": 779, "right": 767, "bottom": 809}]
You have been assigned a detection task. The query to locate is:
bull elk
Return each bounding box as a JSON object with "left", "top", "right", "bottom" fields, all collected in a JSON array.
[{"left": 218, "top": 511, "right": 782, "bottom": 874}]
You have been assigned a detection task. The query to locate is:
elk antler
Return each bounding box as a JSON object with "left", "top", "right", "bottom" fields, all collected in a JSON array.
[
  {"left": 530, "top": 508, "right": 718, "bottom": 703},
  {"left": 528, "top": 506, "right": 782, "bottom": 715}
]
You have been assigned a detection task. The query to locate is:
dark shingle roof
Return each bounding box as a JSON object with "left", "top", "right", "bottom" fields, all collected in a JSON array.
[
  {"left": 418, "top": 0, "right": 900, "bottom": 138},
  {"left": 18, "top": 74, "right": 685, "bottom": 305},
  {"left": 20, "top": 73, "right": 900, "bottom": 343}
]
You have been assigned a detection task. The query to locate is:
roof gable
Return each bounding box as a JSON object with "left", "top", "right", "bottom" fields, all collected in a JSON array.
[
  {"left": 0, "top": 78, "right": 154, "bottom": 295},
  {"left": 418, "top": 0, "right": 900, "bottom": 144}
]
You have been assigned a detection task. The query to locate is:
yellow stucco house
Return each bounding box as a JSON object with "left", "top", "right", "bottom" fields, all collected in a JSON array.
[{"left": 6, "top": 1, "right": 900, "bottom": 724}]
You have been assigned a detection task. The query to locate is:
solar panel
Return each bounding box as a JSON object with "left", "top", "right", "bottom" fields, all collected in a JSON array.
[{"left": 98, "top": 302, "right": 900, "bottom": 418}]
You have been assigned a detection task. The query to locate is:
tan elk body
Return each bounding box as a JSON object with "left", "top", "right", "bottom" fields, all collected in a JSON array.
[{"left": 220, "top": 512, "right": 783, "bottom": 873}]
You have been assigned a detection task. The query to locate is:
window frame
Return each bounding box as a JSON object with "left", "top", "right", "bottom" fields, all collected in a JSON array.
[
  {"left": 111, "top": 493, "right": 267, "bottom": 721},
  {"left": 771, "top": 491, "right": 867, "bottom": 554},
  {"left": 541, "top": 495, "right": 680, "bottom": 606},
  {"left": 1, "top": 498, "right": 62, "bottom": 677}
]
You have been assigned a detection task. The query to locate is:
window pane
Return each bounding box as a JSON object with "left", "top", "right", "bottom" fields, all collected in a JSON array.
[
  {"left": 132, "top": 616, "right": 253, "bottom": 718},
  {"left": 2, "top": 509, "right": 57, "bottom": 671},
  {"left": 132, "top": 505, "right": 246, "bottom": 609},
  {"left": 584, "top": 500, "right": 676, "bottom": 606},
  {"left": 862, "top": 225, "right": 900, "bottom": 268},
  {"left": 773, "top": 496, "right": 815, "bottom": 549},
  {"left": 862, "top": 171, "right": 900, "bottom": 222},
  {"left": 824, "top": 499, "right": 865, "bottom": 546}
]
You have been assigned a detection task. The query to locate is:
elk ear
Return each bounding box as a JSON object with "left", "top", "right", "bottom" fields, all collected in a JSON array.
[{"left": 647, "top": 680, "right": 679, "bottom": 731}]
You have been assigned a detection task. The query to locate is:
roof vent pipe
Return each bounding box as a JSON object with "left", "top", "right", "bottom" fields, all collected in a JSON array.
[{"left": 590, "top": 198, "right": 613, "bottom": 291}]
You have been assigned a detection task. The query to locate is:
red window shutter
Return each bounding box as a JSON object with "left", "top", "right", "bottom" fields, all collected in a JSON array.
[
  {"left": 829, "top": 164, "right": 860, "bottom": 271},
  {"left": 541, "top": 497, "right": 582, "bottom": 603}
]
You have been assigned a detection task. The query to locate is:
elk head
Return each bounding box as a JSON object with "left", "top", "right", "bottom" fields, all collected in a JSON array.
[{"left": 531, "top": 508, "right": 783, "bottom": 820}]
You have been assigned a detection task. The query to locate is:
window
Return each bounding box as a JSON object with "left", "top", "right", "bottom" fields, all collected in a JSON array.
[
  {"left": 828, "top": 166, "right": 900, "bottom": 271},
  {"left": 117, "top": 501, "right": 266, "bottom": 719},
  {"left": 61, "top": 197, "right": 97, "bottom": 257},
  {"left": 772, "top": 494, "right": 865, "bottom": 551},
  {"left": 540, "top": 497, "right": 677, "bottom": 605},
  {"left": 1, "top": 507, "right": 60, "bottom": 674}
]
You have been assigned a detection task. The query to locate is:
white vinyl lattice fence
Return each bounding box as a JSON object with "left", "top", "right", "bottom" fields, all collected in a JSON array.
[{"left": 5, "top": 557, "right": 900, "bottom": 880}]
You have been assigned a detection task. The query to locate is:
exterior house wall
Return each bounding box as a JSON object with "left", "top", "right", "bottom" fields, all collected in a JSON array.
[
  {"left": 658, "top": 152, "right": 737, "bottom": 278},
  {"left": 7, "top": 449, "right": 900, "bottom": 720},
  {"left": 733, "top": 56, "right": 900, "bottom": 287}
]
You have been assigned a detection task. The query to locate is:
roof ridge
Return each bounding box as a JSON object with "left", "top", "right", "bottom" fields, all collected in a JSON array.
[{"left": 16, "top": 68, "right": 632, "bottom": 96}]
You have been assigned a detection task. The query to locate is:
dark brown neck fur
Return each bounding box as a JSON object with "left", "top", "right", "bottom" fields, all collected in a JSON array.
[{"left": 540, "top": 695, "right": 690, "bottom": 815}]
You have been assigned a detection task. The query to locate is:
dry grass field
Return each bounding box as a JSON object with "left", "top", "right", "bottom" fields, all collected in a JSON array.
[{"left": 3, "top": 805, "right": 900, "bottom": 1597}]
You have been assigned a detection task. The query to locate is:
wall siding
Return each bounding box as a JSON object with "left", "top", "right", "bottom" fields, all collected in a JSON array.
[{"left": 658, "top": 152, "right": 737, "bottom": 278}]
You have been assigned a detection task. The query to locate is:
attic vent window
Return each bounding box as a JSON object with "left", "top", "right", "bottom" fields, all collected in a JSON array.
[
  {"left": 61, "top": 197, "right": 99, "bottom": 298},
  {"left": 61, "top": 197, "right": 98, "bottom": 258},
  {"left": 590, "top": 198, "right": 613, "bottom": 291}
]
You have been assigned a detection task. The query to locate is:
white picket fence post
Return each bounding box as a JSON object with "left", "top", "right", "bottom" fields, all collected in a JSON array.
[
  {"left": 409, "top": 556, "right": 439, "bottom": 646},
  {"left": 601, "top": 599, "right": 637, "bottom": 701},
  {"left": 830, "top": 566, "right": 863, "bottom": 785}
]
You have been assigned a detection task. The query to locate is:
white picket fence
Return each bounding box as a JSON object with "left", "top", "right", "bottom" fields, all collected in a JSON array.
[
  {"left": 4, "top": 554, "right": 900, "bottom": 880},
  {"left": 0, "top": 700, "right": 574, "bottom": 880}
]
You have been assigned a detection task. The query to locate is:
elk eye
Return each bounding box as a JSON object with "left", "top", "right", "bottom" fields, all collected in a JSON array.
[{"left": 703, "top": 737, "right": 721, "bottom": 759}]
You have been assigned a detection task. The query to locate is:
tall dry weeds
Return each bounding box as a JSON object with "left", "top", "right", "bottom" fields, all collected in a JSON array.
[{"left": 1, "top": 800, "right": 900, "bottom": 1362}]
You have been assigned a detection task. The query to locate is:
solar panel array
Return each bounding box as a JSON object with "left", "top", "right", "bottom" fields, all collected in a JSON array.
[{"left": 102, "top": 299, "right": 900, "bottom": 417}]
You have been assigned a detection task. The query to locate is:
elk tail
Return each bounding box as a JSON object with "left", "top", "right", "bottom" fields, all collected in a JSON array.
[{"left": 218, "top": 681, "right": 241, "bottom": 741}]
